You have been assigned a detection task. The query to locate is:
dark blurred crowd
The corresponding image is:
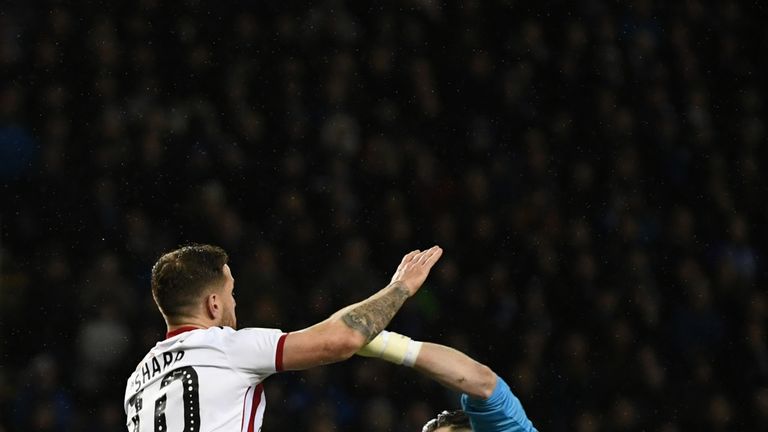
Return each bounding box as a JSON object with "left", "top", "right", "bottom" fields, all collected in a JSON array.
[{"left": 1, "top": 0, "right": 766, "bottom": 431}]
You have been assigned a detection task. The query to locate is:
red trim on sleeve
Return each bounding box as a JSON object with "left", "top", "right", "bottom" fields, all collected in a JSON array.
[
  {"left": 246, "top": 384, "right": 263, "bottom": 432},
  {"left": 275, "top": 333, "right": 289, "bottom": 372},
  {"left": 165, "top": 326, "right": 202, "bottom": 339},
  {"left": 240, "top": 386, "right": 252, "bottom": 432}
]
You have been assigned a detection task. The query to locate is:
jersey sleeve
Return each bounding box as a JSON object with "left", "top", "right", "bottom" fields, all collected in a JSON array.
[
  {"left": 222, "top": 327, "right": 288, "bottom": 378},
  {"left": 460, "top": 376, "right": 538, "bottom": 432}
]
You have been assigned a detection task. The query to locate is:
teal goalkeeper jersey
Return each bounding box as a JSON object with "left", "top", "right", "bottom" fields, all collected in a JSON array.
[{"left": 460, "top": 377, "right": 538, "bottom": 432}]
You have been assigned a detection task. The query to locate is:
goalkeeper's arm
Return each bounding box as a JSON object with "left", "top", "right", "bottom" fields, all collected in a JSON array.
[{"left": 357, "top": 330, "right": 497, "bottom": 399}]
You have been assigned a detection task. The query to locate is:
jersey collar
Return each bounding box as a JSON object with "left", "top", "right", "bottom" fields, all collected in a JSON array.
[{"left": 166, "top": 326, "right": 203, "bottom": 339}]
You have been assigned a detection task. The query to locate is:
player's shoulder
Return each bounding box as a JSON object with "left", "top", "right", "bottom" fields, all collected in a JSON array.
[
  {"left": 192, "top": 325, "right": 234, "bottom": 336},
  {"left": 161, "top": 326, "right": 231, "bottom": 341},
  {"left": 142, "top": 326, "right": 284, "bottom": 357},
  {"left": 164, "top": 326, "right": 233, "bottom": 347},
  {"left": 180, "top": 326, "right": 283, "bottom": 345}
]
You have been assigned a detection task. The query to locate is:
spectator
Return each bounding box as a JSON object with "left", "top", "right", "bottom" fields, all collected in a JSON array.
[{"left": 1, "top": 1, "right": 764, "bottom": 430}]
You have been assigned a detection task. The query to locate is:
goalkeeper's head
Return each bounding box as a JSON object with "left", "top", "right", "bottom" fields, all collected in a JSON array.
[{"left": 422, "top": 410, "right": 471, "bottom": 432}]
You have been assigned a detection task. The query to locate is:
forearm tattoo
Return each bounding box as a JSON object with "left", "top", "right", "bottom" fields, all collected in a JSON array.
[{"left": 342, "top": 281, "right": 410, "bottom": 343}]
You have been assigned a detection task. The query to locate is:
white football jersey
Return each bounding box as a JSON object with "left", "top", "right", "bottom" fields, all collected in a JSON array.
[{"left": 124, "top": 326, "right": 287, "bottom": 432}]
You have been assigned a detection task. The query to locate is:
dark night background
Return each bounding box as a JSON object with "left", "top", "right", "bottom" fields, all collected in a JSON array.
[{"left": 1, "top": 1, "right": 767, "bottom": 431}]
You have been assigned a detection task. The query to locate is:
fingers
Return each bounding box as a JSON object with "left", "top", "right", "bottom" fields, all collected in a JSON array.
[
  {"left": 401, "top": 249, "right": 420, "bottom": 266},
  {"left": 424, "top": 246, "right": 443, "bottom": 266},
  {"left": 393, "top": 246, "right": 443, "bottom": 294},
  {"left": 413, "top": 249, "right": 428, "bottom": 265},
  {"left": 399, "top": 245, "right": 442, "bottom": 268},
  {"left": 414, "top": 245, "right": 441, "bottom": 266}
]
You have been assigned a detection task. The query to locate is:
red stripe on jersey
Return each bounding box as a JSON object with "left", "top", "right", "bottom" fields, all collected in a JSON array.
[
  {"left": 165, "top": 326, "right": 202, "bottom": 339},
  {"left": 275, "top": 333, "right": 289, "bottom": 372},
  {"left": 247, "top": 384, "right": 264, "bottom": 432},
  {"left": 240, "top": 386, "right": 252, "bottom": 432}
]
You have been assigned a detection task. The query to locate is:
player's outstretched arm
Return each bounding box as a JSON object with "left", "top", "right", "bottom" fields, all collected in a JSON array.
[
  {"left": 357, "top": 332, "right": 496, "bottom": 399},
  {"left": 280, "top": 246, "right": 443, "bottom": 371},
  {"left": 413, "top": 342, "right": 497, "bottom": 400},
  {"left": 357, "top": 331, "right": 539, "bottom": 431}
]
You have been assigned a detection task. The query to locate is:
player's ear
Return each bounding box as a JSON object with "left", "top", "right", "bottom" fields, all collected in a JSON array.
[{"left": 205, "top": 293, "right": 220, "bottom": 320}]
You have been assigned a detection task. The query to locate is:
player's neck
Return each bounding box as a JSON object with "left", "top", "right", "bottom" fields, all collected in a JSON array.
[
  {"left": 166, "top": 318, "right": 214, "bottom": 335},
  {"left": 165, "top": 325, "right": 203, "bottom": 339}
]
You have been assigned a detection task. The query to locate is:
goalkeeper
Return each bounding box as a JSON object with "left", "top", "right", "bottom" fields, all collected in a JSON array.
[{"left": 357, "top": 330, "right": 538, "bottom": 432}]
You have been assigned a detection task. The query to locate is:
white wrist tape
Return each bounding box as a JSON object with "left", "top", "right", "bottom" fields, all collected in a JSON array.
[{"left": 356, "top": 330, "right": 423, "bottom": 367}]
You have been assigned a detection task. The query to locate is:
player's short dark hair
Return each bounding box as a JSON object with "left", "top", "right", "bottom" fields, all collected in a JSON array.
[
  {"left": 422, "top": 410, "right": 471, "bottom": 432},
  {"left": 151, "top": 244, "right": 229, "bottom": 319}
]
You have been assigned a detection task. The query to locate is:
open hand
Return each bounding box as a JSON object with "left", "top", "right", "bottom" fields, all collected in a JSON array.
[{"left": 391, "top": 246, "right": 443, "bottom": 296}]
